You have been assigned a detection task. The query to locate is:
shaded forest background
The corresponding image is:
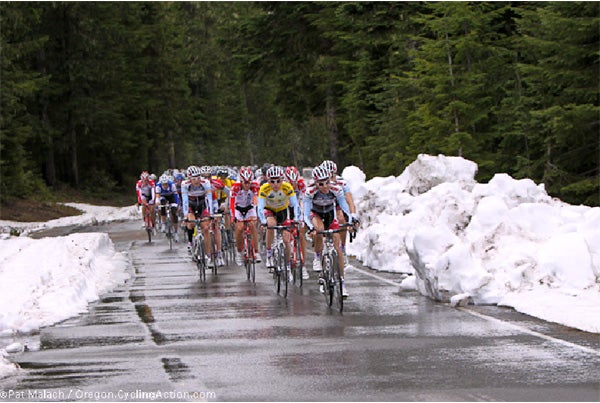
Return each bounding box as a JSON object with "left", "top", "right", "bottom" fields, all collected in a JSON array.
[{"left": 1, "top": 1, "right": 599, "bottom": 206}]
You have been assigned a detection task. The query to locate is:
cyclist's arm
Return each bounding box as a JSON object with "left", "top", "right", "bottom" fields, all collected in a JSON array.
[
  {"left": 150, "top": 182, "right": 156, "bottom": 204},
  {"left": 136, "top": 183, "right": 143, "bottom": 205},
  {"left": 345, "top": 191, "right": 356, "bottom": 214},
  {"left": 182, "top": 184, "right": 189, "bottom": 214},
  {"left": 289, "top": 194, "right": 301, "bottom": 222},
  {"left": 204, "top": 182, "right": 214, "bottom": 215},
  {"left": 336, "top": 192, "right": 352, "bottom": 221},
  {"left": 257, "top": 197, "right": 267, "bottom": 225},
  {"left": 172, "top": 184, "right": 181, "bottom": 206},
  {"left": 303, "top": 196, "right": 313, "bottom": 230},
  {"left": 229, "top": 187, "right": 237, "bottom": 218}
]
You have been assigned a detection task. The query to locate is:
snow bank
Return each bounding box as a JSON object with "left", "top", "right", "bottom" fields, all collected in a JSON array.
[
  {"left": 0, "top": 233, "right": 130, "bottom": 334},
  {"left": 0, "top": 203, "right": 139, "bottom": 236},
  {"left": 344, "top": 154, "right": 600, "bottom": 333}
]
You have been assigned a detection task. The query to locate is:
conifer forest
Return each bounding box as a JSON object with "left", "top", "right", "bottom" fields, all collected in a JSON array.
[{"left": 1, "top": 2, "right": 598, "bottom": 205}]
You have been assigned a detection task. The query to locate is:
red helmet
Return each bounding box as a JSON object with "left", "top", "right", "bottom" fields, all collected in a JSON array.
[
  {"left": 239, "top": 166, "right": 254, "bottom": 182},
  {"left": 285, "top": 166, "right": 299, "bottom": 182},
  {"left": 140, "top": 171, "right": 149, "bottom": 180}
]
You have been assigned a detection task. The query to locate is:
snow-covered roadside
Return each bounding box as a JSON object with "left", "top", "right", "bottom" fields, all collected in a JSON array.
[
  {"left": 0, "top": 203, "right": 139, "bottom": 236},
  {"left": 0, "top": 204, "right": 137, "bottom": 378},
  {"left": 344, "top": 154, "right": 600, "bottom": 334}
]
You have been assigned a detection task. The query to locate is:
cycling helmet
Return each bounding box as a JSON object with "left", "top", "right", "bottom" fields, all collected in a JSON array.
[
  {"left": 200, "top": 165, "right": 212, "bottom": 177},
  {"left": 159, "top": 175, "right": 170, "bottom": 185},
  {"left": 266, "top": 165, "right": 284, "bottom": 179},
  {"left": 217, "top": 167, "right": 229, "bottom": 178},
  {"left": 140, "top": 171, "right": 149, "bottom": 180},
  {"left": 175, "top": 173, "right": 184, "bottom": 181},
  {"left": 149, "top": 173, "right": 157, "bottom": 182},
  {"left": 321, "top": 160, "right": 337, "bottom": 175},
  {"left": 239, "top": 166, "right": 254, "bottom": 182},
  {"left": 312, "top": 166, "right": 330, "bottom": 181},
  {"left": 187, "top": 165, "right": 201, "bottom": 178},
  {"left": 285, "top": 166, "right": 300, "bottom": 182}
]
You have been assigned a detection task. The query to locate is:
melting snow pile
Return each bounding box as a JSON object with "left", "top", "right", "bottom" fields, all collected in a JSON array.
[
  {"left": 344, "top": 154, "right": 600, "bottom": 333},
  {"left": 0, "top": 233, "right": 130, "bottom": 335}
]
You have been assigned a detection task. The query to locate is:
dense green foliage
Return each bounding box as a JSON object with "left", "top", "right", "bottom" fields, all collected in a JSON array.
[{"left": 1, "top": 2, "right": 598, "bottom": 205}]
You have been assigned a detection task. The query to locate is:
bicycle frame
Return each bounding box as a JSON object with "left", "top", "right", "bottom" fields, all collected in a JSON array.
[
  {"left": 267, "top": 224, "right": 291, "bottom": 298},
  {"left": 142, "top": 203, "right": 155, "bottom": 243},
  {"left": 287, "top": 222, "right": 304, "bottom": 287},
  {"left": 242, "top": 221, "right": 256, "bottom": 283},
  {"left": 185, "top": 218, "right": 207, "bottom": 282}
]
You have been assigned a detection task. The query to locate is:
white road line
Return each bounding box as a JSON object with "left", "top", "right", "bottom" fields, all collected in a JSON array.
[
  {"left": 348, "top": 264, "right": 401, "bottom": 287},
  {"left": 350, "top": 263, "right": 600, "bottom": 356},
  {"left": 458, "top": 307, "right": 600, "bottom": 356}
]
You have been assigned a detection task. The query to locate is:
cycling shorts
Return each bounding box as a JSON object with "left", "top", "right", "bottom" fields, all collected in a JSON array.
[
  {"left": 264, "top": 208, "right": 288, "bottom": 225},
  {"left": 140, "top": 194, "right": 154, "bottom": 204},
  {"left": 235, "top": 205, "right": 257, "bottom": 221},
  {"left": 189, "top": 199, "right": 209, "bottom": 218},
  {"left": 310, "top": 210, "right": 336, "bottom": 230}
]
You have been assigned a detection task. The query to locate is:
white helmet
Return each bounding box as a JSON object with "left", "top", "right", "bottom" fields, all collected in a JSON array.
[
  {"left": 266, "top": 166, "right": 284, "bottom": 179},
  {"left": 312, "top": 166, "right": 330, "bottom": 181},
  {"left": 187, "top": 165, "right": 201, "bottom": 177}
]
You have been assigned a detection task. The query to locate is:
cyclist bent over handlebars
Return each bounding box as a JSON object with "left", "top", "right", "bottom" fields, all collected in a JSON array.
[{"left": 304, "top": 165, "right": 354, "bottom": 297}]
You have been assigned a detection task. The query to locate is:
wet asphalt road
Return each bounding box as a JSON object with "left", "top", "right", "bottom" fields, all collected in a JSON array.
[{"left": 2, "top": 220, "right": 600, "bottom": 401}]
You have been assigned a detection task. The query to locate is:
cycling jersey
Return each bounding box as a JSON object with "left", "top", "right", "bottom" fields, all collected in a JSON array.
[
  {"left": 230, "top": 181, "right": 260, "bottom": 220},
  {"left": 181, "top": 178, "right": 213, "bottom": 215},
  {"left": 331, "top": 174, "right": 351, "bottom": 193},
  {"left": 257, "top": 181, "right": 300, "bottom": 224},
  {"left": 136, "top": 179, "right": 156, "bottom": 204},
  {"left": 155, "top": 181, "right": 180, "bottom": 205},
  {"left": 303, "top": 182, "right": 351, "bottom": 230}
]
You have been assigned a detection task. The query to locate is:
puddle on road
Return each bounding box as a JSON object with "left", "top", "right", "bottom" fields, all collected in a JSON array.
[{"left": 161, "top": 357, "right": 194, "bottom": 382}]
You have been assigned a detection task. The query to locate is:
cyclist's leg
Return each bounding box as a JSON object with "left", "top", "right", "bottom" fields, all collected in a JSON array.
[
  {"left": 234, "top": 215, "right": 244, "bottom": 254},
  {"left": 336, "top": 207, "right": 348, "bottom": 247},
  {"left": 214, "top": 215, "right": 222, "bottom": 250},
  {"left": 333, "top": 232, "right": 345, "bottom": 277},
  {"left": 200, "top": 211, "right": 211, "bottom": 256}
]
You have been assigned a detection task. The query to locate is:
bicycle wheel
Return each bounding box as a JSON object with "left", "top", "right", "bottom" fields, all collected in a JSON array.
[
  {"left": 245, "top": 234, "right": 256, "bottom": 283},
  {"left": 293, "top": 237, "right": 303, "bottom": 287},
  {"left": 167, "top": 220, "right": 173, "bottom": 250},
  {"left": 278, "top": 242, "right": 288, "bottom": 298},
  {"left": 332, "top": 253, "right": 343, "bottom": 312},
  {"left": 145, "top": 214, "right": 153, "bottom": 243},
  {"left": 220, "top": 229, "right": 229, "bottom": 266},
  {"left": 322, "top": 254, "right": 334, "bottom": 307},
  {"left": 195, "top": 236, "right": 206, "bottom": 283},
  {"left": 273, "top": 242, "right": 283, "bottom": 294},
  {"left": 210, "top": 232, "right": 218, "bottom": 275}
]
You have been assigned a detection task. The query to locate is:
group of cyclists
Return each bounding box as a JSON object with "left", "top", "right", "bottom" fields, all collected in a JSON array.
[{"left": 135, "top": 161, "right": 359, "bottom": 297}]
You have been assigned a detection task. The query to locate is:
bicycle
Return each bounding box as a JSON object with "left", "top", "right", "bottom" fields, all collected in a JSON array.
[
  {"left": 206, "top": 214, "right": 224, "bottom": 275},
  {"left": 287, "top": 221, "right": 305, "bottom": 287},
  {"left": 240, "top": 220, "right": 257, "bottom": 283},
  {"left": 219, "top": 212, "right": 235, "bottom": 266},
  {"left": 142, "top": 203, "right": 155, "bottom": 243},
  {"left": 267, "top": 222, "right": 294, "bottom": 298},
  {"left": 161, "top": 202, "right": 178, "bottom": 251},
  {"left": 185, "top": 219, "right": 208, "bottom": 282},
  {"left": 315, "top": 223, "right": 355, "bottom": 312}
]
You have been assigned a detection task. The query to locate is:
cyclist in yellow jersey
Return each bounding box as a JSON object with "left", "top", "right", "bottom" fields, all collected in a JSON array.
[
  {"left": 258, "top": 166, "right": 300, "bottom": 269},
  {"left": 213, "top": 167, "right": 234, "bottom": 232}
]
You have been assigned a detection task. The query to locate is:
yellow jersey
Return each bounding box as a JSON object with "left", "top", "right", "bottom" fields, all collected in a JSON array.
[{"left": 259, "top": 181, "right": 296, "bottom": 212}]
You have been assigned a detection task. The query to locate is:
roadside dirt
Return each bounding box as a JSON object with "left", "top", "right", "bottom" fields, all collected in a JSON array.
[{"left": 0, "top": 199, "right": 83, "bottom": 222}]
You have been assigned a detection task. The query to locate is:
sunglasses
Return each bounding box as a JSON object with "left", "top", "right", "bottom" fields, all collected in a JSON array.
[
  {"left": 242, "top": 180, "right": 252, "bottom": 185},
  {"left": 269, "top": 179, "right": 281, "bottom": 184},
  {"left": 317, "top": 181, "right": 329, "bottom": 187}
]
